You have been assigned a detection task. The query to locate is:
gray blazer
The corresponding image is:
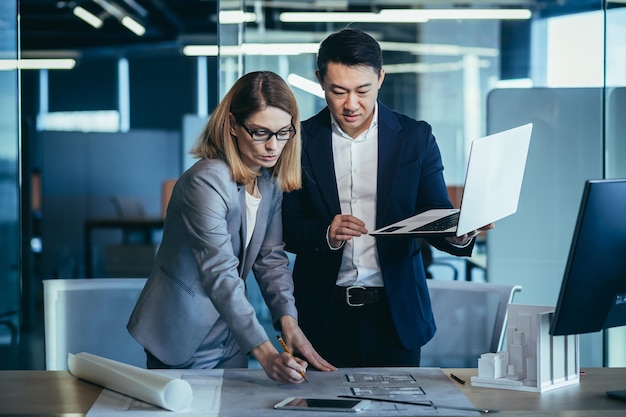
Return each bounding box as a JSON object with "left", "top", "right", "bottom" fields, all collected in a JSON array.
[{"left": 127, "top": 158, "right": 297, "bottom": 366}]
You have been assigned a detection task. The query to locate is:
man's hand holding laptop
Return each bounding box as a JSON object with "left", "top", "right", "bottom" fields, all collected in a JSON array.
[
  {"left": 445, "top": 223, "right": 495, "bottom": 247},
  {"left": 327, "top": 214, "right": 494, "bottom": 249}
]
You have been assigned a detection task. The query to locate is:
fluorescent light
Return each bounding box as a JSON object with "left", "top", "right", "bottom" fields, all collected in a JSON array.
[
  {"left": 219, "top": 11, "right": 257, "bottom": 24},
  {"left": 93, "top": 0, "right": 145, "bottom": 36},
  {"left": 383, "top": 59, "right": 491, "bottom": 74},
  {"left": 121, "top": 16, "right": 145, "bottom": 36},
  {"left": 37, "top": 111, "right": 120, "bottom": 132},
  {"left": 73, "top": 6, "right": 103, "bottom": 29},
  {"left": 182, "top": 42, "right": 497, "bottom": 58},
  {"left": 182, "top": 43, "right": 319, "bottom": 57},
  {"left": 280, "top": 12, "right": 414, "bottom": 23},
  {"left": 280, "top": 9, "right": 531, "bottom": 23},
  {"left": 0, "top": 59, "right": 77, "bottom": 70},
  {"left": 183, "top": 45, "right": 219, "bottom": 56},
  {"left": 287, "top": 74, "right": 324, "bottom": 98},
  {"left": 379, "top": 9, "right": 532, "bottom": 20},
  {"left": 379, "top": 42, "right": 498, "bottom": 57}
]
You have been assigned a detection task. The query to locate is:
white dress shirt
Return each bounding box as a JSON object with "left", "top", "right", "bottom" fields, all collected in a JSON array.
[
  {"left": 331, "top": 105, "right": 384, "bottom": 287},
  {"left": 245, "top": 185, "right": 261, "bottom": 248}
]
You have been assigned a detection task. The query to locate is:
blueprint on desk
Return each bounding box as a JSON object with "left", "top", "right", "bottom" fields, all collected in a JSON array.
[
  {"left": 221, "top": 367, "right": 478, "bottom": 417},
  {"left": 85, "top": 367, "right": 477, "bottom": 416}
]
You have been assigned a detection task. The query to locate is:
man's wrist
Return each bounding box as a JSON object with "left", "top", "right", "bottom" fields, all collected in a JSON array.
[{"left": 326, "top": 225, "right": 345, "bottom": 250}]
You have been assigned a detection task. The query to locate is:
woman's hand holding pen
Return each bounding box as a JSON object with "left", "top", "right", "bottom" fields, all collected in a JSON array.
[
  {"left": 252, "top": 317, "right": 336, "bottom": 384},
  {"left": 251, "top": 341, "right": 309, "bottom": 384}
]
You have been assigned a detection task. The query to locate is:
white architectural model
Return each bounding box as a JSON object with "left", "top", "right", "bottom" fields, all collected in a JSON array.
[{"left": 471, "top": 304, "right": 579, "bottom": 392}]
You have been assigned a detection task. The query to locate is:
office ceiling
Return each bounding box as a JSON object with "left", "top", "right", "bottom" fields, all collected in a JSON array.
[
  {"left": 19, "top": 0, "right": 605, "bottom": 56},
  {"left": 20, "top": 0, "right": 219, "bottom": 53}
]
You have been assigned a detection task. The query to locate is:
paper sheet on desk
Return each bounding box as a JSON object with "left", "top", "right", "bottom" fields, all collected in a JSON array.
[
  {"left": 68, "top": 352, "right": 211, "bottom": 414},
  {"left": 85, "top": 369, "right": 223, "bottom": 417},
  {"left": 221, "top": 367, "right": 478, "bottom": 417}
]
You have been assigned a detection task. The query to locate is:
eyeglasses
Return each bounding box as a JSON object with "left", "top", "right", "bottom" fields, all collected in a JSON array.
[{"left": 240, "top": 123, "right": 297, "bottom": 142}]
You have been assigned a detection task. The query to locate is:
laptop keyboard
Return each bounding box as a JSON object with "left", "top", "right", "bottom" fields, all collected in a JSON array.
[{"left": 410, "top": 212, "right": 460, "bottom": 232}]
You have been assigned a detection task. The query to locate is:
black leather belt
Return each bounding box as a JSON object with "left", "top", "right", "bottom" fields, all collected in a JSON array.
[{"left": 335, "top": 285, "right": 385, "bottom": 307}]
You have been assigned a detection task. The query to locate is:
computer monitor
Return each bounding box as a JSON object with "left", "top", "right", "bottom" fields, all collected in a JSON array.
[{"left": 549, "top": 179, "right": 626, "bottom": 401}]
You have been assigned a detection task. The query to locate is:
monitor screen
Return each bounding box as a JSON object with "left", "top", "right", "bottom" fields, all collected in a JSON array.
[{"left": 550, "top": 179, "right": 626, "bottom": 336}]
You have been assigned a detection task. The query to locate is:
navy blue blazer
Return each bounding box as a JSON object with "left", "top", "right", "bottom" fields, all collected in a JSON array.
[{"left": 282, "top": 102, "right": 475, "bottom": 351}]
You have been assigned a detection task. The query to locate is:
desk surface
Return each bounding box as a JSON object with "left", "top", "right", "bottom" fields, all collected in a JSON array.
[{"left": 1, "top": 368, "right": 625, "bottom": 416}]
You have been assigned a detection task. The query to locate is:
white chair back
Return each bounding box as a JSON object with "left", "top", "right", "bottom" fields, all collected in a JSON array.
[
  {"left": 421, "top": 279, "right": 522, "bottom": 368},
  {"left": 43, "top": 278, "right": 147, "bottom": 370}
]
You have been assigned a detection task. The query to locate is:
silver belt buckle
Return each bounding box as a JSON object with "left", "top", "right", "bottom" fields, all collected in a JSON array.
[{"left": 346, "top": 285, "right": 366, "bottom": 307}]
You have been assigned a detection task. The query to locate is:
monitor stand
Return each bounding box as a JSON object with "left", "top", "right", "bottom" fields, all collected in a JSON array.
[{"left": 606, "top": 390, "right": 626, "bottom": 402}]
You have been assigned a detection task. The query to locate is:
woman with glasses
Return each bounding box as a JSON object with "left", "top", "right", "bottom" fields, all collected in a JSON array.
[{"left": 127, "top": 71, "right": 335, "bottom": 383}]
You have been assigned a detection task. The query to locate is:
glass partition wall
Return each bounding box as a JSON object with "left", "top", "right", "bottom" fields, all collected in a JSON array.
[
  {"left": 218, "top": 0, "right": 624, "bottom": 367},
  {"left": 0, "top": 0, "right": 21, "bottom": 369},
  {"left": 6, "top": 1, "right": 624, "bottom": 370}
]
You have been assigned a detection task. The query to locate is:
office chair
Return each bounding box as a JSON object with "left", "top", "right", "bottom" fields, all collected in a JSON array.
[
  {"left": 43, "top": 278, "right": 147, "bottom": 370},
  {"left": 420, "top": 239, "right": 460, "bottom": 281},
  {"left": 421, "top": 279, "right": 522, "bottom": 368}
]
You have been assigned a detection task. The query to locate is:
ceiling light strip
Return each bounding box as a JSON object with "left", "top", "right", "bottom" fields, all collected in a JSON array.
[
  {"left": 73, "top": 6, "right": 104, "bottom": 29},
  {"left": 219, "top": 11, "right": 257, "bottom": 24},
  {"left": 121, "top": 16, "right": 146, "bottom": 36},
  {"left": 0, "top": 59, "right": 77, "bottom": 70},
  {"left": 280, "top": 12, "right": 410, "bottom": 23},
  {"left": 182, "top": 42, "right": 497, "bottom": 58},
  {"left": 287, "top": 74, "right": 324, "bottom": 98},
  {"left": 93, "top": 0, "right": 146, "bottom": 36},
  {"left": 183, "top": 43, "right": 319, "bottom": 57},
  {"left": 280, "top": 9, "right": 532, "bottom": 23}
]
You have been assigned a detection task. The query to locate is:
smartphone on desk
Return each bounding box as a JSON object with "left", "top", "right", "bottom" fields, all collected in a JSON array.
[{"left": 274, "top": 397, "right": 371, "bottom": 412}]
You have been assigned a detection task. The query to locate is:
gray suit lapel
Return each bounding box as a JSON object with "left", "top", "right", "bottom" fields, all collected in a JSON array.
[
  {"left": 242, "top": 174, "right": 272, "bottom": 276},
  {"left": 238, "top": 184, "right": 247, "bottom": 278}
]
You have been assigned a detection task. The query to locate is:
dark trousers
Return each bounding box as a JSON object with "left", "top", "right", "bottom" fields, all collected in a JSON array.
[
  {"left": 315, "top": 289, "right": 421, "bottom": 368},
  {"left": 146, "top": 349, "right": 173, "bottom": 369}
]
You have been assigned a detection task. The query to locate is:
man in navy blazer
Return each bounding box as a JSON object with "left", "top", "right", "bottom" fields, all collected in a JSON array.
[{"left": 282, "top": 28, "right": 486, "bottom": 367}]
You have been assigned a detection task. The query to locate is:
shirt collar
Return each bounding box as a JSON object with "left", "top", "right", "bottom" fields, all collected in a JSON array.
[{"left": 330, "top": 102, "right": 379, "bottom": 141}]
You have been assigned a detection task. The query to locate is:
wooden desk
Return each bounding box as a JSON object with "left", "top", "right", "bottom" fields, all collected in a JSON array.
[
  {"left": 1, "top": 368, "right": 625, "bottom": 416},
  {"left": 447, "top": 368, "right": 626, "bottom": 415}
]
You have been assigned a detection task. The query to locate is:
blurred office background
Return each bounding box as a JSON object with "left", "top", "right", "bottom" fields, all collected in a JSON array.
[{"left": 1, "top": 0, "right": 625, "bottom": 370}]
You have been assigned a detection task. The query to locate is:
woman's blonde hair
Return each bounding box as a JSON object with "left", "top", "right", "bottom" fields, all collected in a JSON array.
[{"left": 190, "top": 71, "right": 301, "bottom": 192}]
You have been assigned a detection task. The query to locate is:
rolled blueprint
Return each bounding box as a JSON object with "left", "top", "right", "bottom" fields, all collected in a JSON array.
[{"left": 68, "top": 352, "right": 193, "bottom": 411}]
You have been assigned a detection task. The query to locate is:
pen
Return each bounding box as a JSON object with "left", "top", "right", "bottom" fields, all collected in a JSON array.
[
  {"left": 450, "top": 373, "right": 466, "bottom": 385},
  {"left": 276, "top": 335, "right": 308, "bottom": 383}
]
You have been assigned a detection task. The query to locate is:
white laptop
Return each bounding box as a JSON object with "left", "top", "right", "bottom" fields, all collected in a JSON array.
[{"left": 370, "top": 123, "right": 533, "bottom": 237}]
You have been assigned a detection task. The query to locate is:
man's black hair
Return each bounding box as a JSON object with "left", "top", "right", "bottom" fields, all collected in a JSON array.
[{"left": 316, "top": 28, "right": 383, "bottom": 81}]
